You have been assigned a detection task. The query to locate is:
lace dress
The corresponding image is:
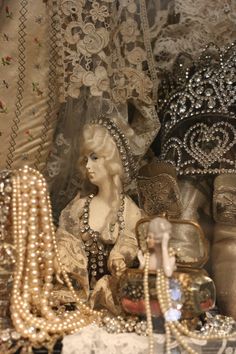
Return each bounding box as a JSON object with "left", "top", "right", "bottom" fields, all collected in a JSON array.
[{"left": 55, "top": 193, "right": 142, "bottom": 314}]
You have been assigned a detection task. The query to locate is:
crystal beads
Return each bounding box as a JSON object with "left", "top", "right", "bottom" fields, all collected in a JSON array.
[
  {"left": 80, "top": 192, "right": 125, "bottom": 287},
  {"left": 90, "top": 117, "right": 137, "bottom": 183}
]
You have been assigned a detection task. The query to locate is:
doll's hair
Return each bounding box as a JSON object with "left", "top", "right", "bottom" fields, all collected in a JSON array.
[
  {"left": 79, "top": 123, "right": 124, "bottom": 225},
  {"left": 148, "top": 217, "right": 172, "bottom": 239},
  {"left": 79, "top": 123, "right": 124, "bottom": 179}
]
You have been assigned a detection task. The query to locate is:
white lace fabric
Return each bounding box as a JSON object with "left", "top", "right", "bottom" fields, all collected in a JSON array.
[
  {"left": 153, "top": 0, "right": 236, "bottom": 71},
  {"left": 62, "top": 324, "right": 236, "bottom": 354},
  {"left": 58, "top": 0, "right": 158, "bottom": 106},
  {"left": 62, "top": 325, "right": 166, "bottom": 354}
]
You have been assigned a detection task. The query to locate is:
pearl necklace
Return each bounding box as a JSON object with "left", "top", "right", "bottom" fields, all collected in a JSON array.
[
  {"left": 143, "top": 249, "right": 236, "bottom": 354},
  {"left": 143, "top": 252, "right": 154, "bottom": 354},
  {"left": 10, "top": 166, "right": 101, "bottom": 344}
]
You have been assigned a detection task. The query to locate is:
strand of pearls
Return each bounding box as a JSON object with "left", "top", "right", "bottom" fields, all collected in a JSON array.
[
  {"left": 164, "top": 322, "right": 171, "bottom": 354},
  {"left": 10, "top": 166, "right": 101, "bottom": 345},
  {"left": 156, "top": 269, "right": 198, "bottom": 354},
  {"left": 143, "top": 252, "right": 154, "bottom": 354},
  {"left": 155, "top": 268, "right": 236, "bottom": 354}
]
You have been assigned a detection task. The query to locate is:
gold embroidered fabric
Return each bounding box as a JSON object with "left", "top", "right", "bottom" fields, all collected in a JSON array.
[
  {"left": 213, "top": 174, "right": 236, "bottom": 226},
  {"left": 55, "top": 192, "right": 142, "bottom": 314},
  {"left": 137, "top": 161, "right": 182, "bottom": 217}
]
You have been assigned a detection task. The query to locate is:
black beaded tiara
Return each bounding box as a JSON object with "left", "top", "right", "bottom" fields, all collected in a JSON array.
[{"left": 157, "top": 42, "right": 236, "bottom": 176}]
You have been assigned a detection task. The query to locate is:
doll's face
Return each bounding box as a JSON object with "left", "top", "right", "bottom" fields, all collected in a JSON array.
[
  {"left": 147, "top": 231, "right": 162, "bottom": 248},
  {"left": 84, "top": 152, "right": 110, "bottom": 186}
]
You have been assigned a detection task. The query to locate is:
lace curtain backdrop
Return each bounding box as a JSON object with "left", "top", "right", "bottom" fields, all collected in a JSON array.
[{"left": 46, "top": 0, "right": 162, "bottom": 218}]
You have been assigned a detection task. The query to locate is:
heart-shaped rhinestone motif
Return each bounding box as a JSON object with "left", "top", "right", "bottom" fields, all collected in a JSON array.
[{"left": 184, "top": 122, "right": 236, "bottom": 169}]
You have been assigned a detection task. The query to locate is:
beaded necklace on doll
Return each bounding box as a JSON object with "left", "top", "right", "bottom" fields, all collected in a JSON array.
[{"left": 80, "top": 192, "right": 125, "bottom": 288}]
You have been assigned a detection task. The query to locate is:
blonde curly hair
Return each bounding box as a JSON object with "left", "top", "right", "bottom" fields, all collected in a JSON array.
[{"left": 79, "top": 123, "right": 124, "bottom": 226}]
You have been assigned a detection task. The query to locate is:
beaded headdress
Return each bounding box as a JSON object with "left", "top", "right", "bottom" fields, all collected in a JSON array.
[
  {"left": 157, "top": 42, "right": 236, "bottom": 176},
  {"left": 90, "top": 116, "right": 137, "bottom": 183}
]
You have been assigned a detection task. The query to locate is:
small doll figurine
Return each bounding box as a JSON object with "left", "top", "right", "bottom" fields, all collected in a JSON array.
[{"left": 138, "top": 217, "right": 176, "bottom": 277}]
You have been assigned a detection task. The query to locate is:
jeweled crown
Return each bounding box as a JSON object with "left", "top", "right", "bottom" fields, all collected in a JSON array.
[
  {"left": 157, "top": 42, "right": 236, "bottom": 176},
  {"left": 90, "top": 116, "right": 137, "bottom": 183}
]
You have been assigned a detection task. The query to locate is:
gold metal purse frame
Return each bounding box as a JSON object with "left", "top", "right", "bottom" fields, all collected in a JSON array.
[{"left": 136, "top": 215, "right": 209, "bottom": 269}]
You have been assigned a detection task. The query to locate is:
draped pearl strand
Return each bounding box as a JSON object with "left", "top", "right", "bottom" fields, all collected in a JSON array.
[
  {"left": 10, "top": 166, "right": 101, "bottom": 344},
  {"left": 143, "top": 245, "right": 236, "bottom": 354},
  {"left": 155, "top": 268, "right": 236, "bottom": 354},
  {"left": 143, "top": 252, "right": 154, "bottom": 354}
]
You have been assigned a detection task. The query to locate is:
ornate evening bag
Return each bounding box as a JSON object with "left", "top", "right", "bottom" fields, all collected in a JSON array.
[{"left": 119, "top": 217, "right": 215, "bottom": 324}]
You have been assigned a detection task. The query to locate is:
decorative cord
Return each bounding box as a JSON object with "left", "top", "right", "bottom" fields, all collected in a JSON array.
[
  {"left": 5, "top": 0, "right": 28, "bottom": 169},
  {"left": 34, "top": 0, "right": 60, "bottom": 170}
]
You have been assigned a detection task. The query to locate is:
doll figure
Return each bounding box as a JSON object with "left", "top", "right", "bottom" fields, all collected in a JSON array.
[
  {"left": 55, "top": 117, "right": 142, "bottom": 314},
  {"left": 138, "top": 217, "right": 176, "bottom": 277}
]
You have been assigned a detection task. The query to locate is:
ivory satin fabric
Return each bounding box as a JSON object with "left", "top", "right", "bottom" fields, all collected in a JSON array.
[{"left": 0, "top": 0, "right": 59, "bottom": 171}]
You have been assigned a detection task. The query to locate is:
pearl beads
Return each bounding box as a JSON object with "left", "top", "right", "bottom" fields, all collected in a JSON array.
[
  {"left": 153, "top": 267, "right": 234, "bottom": 354},
  {"left": 7, "top": 165, "right": 236, "bottom": 352},
  {"left": 143, "top": 252, "right": 154, "bottom": 354},
  {"left": 10, "top": 166, "right": 101, "bottom": 345}
]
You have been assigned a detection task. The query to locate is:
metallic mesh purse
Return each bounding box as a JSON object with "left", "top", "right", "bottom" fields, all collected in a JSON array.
[{"left": 137, "top": 161, "right": 182, "bottom": 218}]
